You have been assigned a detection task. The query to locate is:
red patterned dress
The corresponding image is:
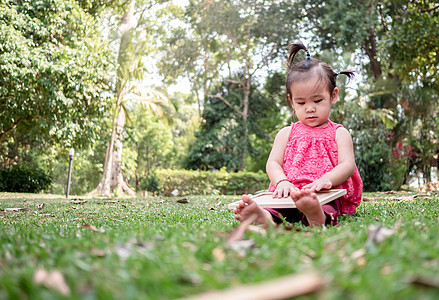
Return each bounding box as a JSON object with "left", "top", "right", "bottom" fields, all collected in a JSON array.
[{"left": 266, "top": 120, "right": 363, "bottom": 225}]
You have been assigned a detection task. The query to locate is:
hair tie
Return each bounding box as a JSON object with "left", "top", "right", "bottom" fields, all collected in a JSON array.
[{"left": 306, "top": 50, "right": 311, "bottom": 60}]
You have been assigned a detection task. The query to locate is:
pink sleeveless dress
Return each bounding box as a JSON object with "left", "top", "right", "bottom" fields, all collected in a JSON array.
[{"left": 268, "top": 120, "right": 363, "bottom": 215}]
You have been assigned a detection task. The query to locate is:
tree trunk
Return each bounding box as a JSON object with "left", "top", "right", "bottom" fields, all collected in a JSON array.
[
  {"left": 423, "top": 164, "right": 431, "bottom": 184},
  {"left": 89, "top": 0, "right": 136, "bottom": 197},
  {"left": 240, "top": 72, "right": 251, "bottom": 171},
  {"left": 110, "top": 107, "right": 135, "bottom": 195},
  {"left": 363, "top": 28, "right": 382, "bottom": 79}
]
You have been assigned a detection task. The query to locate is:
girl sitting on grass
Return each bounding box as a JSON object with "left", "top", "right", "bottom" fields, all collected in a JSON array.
[{"left": 234, "top": 41, "right": 363, "bottom": 228}]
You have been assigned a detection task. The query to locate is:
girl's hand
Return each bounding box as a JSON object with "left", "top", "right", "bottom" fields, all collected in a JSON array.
[
  {"left": 302, "top": 176, "right": 332, "bottom": 192},
  {"left": 273, "top": 181, "right": 299, "bottom": 198}
]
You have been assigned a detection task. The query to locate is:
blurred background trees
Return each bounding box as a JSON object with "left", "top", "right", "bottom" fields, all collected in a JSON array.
[{"left": 1, "top": 0, "right": 438, "bottom": 194}]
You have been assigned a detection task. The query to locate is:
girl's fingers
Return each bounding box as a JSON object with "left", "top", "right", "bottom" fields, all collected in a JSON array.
[
  {"left": 274, "top": 183, "right": 300, "bottom": 198},
  {"left": 302, "top": 183, "right": 312, "bottom": 190}
]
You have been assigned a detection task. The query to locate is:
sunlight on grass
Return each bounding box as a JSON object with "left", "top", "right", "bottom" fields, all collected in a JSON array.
[{"left": 1, "top": 192, "right": 439, "bottom": 299}]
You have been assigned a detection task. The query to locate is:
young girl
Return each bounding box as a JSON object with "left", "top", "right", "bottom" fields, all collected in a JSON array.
[{"left": 234, "top": 42, "right": 363, "bottom": 227}]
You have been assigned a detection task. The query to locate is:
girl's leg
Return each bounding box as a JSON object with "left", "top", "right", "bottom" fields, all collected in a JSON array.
[{"left": 234, "top": 195, "right": 275, "bottom": 228}]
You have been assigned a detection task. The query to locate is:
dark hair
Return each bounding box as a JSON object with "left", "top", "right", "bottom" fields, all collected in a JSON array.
[{"left": 285, "top": 41, "right": 355, "bottom": 100}]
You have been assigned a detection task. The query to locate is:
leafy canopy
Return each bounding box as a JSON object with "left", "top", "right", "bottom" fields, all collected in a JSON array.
[{"left": 0, "top": 0, "right": 112, "bottom": 148}]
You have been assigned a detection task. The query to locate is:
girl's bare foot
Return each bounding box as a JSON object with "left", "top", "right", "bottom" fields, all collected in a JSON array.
[
  {"left": 290, "top": 190, "right": 326, "bottom": 227},
  {"left": 234, "top": 195, "right": 274, "bottom": 228}
]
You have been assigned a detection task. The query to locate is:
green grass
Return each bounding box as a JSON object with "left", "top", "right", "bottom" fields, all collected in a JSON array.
[{"left": 1, "top": 191, "right": 439, "bottom": 299}]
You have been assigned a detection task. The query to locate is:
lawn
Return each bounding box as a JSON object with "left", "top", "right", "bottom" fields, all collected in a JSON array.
[{"left": 1, "top": 191, "right": 439, "bottom": 299}]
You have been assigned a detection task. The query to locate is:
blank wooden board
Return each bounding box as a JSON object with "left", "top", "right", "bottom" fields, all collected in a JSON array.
[{"left": 227, "top": 189, "right": 347, "bottom": 210}]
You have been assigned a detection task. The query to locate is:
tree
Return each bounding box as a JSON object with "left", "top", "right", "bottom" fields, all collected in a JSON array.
[
  {"left": 184, "top": 72, "right": 281, "bottom": 171},
  {"left": 160, "top": 0, "right": 300, "bottom": 170},
  {"left": 381, "top": 1, "right": 439, "bottom": 89},
  {"left": 91, "top": 0, "right": 175, "bottom": 196},
  {"left": 130, "top": 105, "right": 173, "bottom": 188},
  {"left": 300, "top": 0, "right": 439, "bottom": 187},
  {"left": 0, "top": 0, "right": 111, "bottom": 151},
  {"left": 91, "top": 0, "right": 138, "bottom": 196}
]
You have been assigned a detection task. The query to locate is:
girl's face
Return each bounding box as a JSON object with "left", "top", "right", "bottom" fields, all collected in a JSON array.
[{"left": 288, "top": 75, "right": 338, "bottom": 127}]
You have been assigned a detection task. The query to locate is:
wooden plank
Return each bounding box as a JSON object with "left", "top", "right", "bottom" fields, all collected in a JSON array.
[{"left": 227, "top": 189, "right": 347, "bottom": 210}]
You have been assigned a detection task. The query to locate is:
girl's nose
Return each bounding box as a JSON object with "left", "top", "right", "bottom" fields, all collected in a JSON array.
[{"left": 306, "top": 105, "right": 316, "bottom": 113}]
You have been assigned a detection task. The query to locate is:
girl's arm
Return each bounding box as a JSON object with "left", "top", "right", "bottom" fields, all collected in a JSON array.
[
  {"left": 266, "top": 126, "right": 299, "bottom": 197},
  {"left": 303, "top": 127, "right": 356, "bottom": 191}
]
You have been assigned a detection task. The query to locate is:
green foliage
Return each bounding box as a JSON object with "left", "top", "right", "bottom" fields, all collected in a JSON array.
[
  {"left": 154, "top": 169, "right": 269, "bottom": 196},
  {"left": 49, "top": 145, "right": 107, "bottom": 195},
  {"left": 382, "top": 1, "right": 439, "bottom": 89},
  {"left": 184, "top": 74, "right": 281, "bottom": 172},
  {"left": 160, "top": 0, "right": 302, "bottom": 170},
  {"left": 139, "top": 173, "right": 159, "bottom": 193},
  {"left": 1, "top": 0, "right": 438, "bottom": 193},
  {"left": 160, "top": 0, "right": 300, "bottom": 90},
  {"left": 332, "top": 97, "right": 408, "bottom": 192},
  {"left": 355, "top": 130, "right": 393, "bottom": 192},
  {"left": 128, "top": 106, "right": 175, "bottom": 183},
  {"left": 299, "top": 0, "right": 439, "bottom": 188},
  {"left": 222, "top": 171, "right": 270, "bottom": 195},
  {"left": 122, "top": 97, "right": 199, "bottom": 189},
  {"left": 0, "top": 0, "right": 112, "bottom": 148},
  {"left": 0, "top": 165, "right": 52, "bottom": 193},
  {"left": 155, "top": 169, "right": 226, "bottom": 196}
]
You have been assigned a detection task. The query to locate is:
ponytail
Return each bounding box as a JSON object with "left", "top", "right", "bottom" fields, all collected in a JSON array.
[
  {"left": 336, "top": 70, "right": 355, "bottom": 83},
  {"left": 287, "top": 41, "right": 312, "bottom": 71},
  {"left": 285, "top": 41, "right": 355, "bottom": 99}
]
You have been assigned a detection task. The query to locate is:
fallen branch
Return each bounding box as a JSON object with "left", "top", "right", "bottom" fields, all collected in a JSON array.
[
  {"left": 180, "top": 272, "right": 325, "bottom": 300},
  {"left": 226, "top": 213, "right": 258, "bottom": 246}
]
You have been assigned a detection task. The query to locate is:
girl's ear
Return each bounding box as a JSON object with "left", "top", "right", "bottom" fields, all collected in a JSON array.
[{"left": 331, "top": 87, "right": 339, "bottom": 104}]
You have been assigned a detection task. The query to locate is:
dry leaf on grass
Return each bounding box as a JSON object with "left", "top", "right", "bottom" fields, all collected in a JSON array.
[
  {"left": 362, "top": 197, "right": 374, "bottom": 202},
  {"left": 409, "top": 277, "right": 439, "bottom": 288},
  {"left": 367, "top": 224, "right": 395, "bottom": 244},
  {"left": 115, "top": 239, "right": 154, "bottom": 258},
  {"left": 77, "top": 224, "right": 105, "bottom": 233},
  {"left": 416, "top": 193, "right": 429, "bottom": 197},
  {"left": 366, "top": 223, "right": 397, "bottom": 252},
  {"left": 227, "top": 240, "right": 256, "bottom": 257},
  {"left": 351, "top": 248, "right": 367, "bottom": 267},
  {"left": 388, "top": 195, "right": 417, "bottom": 201},
  {"left": 212, "top": 247, "right": 226, "bottom": 262},
  {"left": 183, "top": 242, "right": 199, "bottom": 251},
  {"left": 179, "top": 272, "right": 325, "bottom": 300},
  {"left": 90, "top": 247, "right": 106, "bottom": 257},
  {"left": 381, "top": 265, "right": 392, "bottom": 275},
  {"left": 70, "top": 200, "right": 87, "bottom": 205},
  {"left": 1, "top": 207, "right": 28, "bottom": 212},
  {"left": 33, "top": 269, "right": 71, "bottom": 296},
  {"left": 177, "top": 198, "right": 190, "bottom": 204},
  {"left": 351, "top": 248, "right": 366, "bottom": 260}
]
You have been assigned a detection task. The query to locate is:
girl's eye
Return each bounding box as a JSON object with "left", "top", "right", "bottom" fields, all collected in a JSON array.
[
  {"left": 314, "top": 99, "right": 323, "bottom": 103},
  {"left": 297, "top": 102, "right": 305, "bottom": 105}
]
